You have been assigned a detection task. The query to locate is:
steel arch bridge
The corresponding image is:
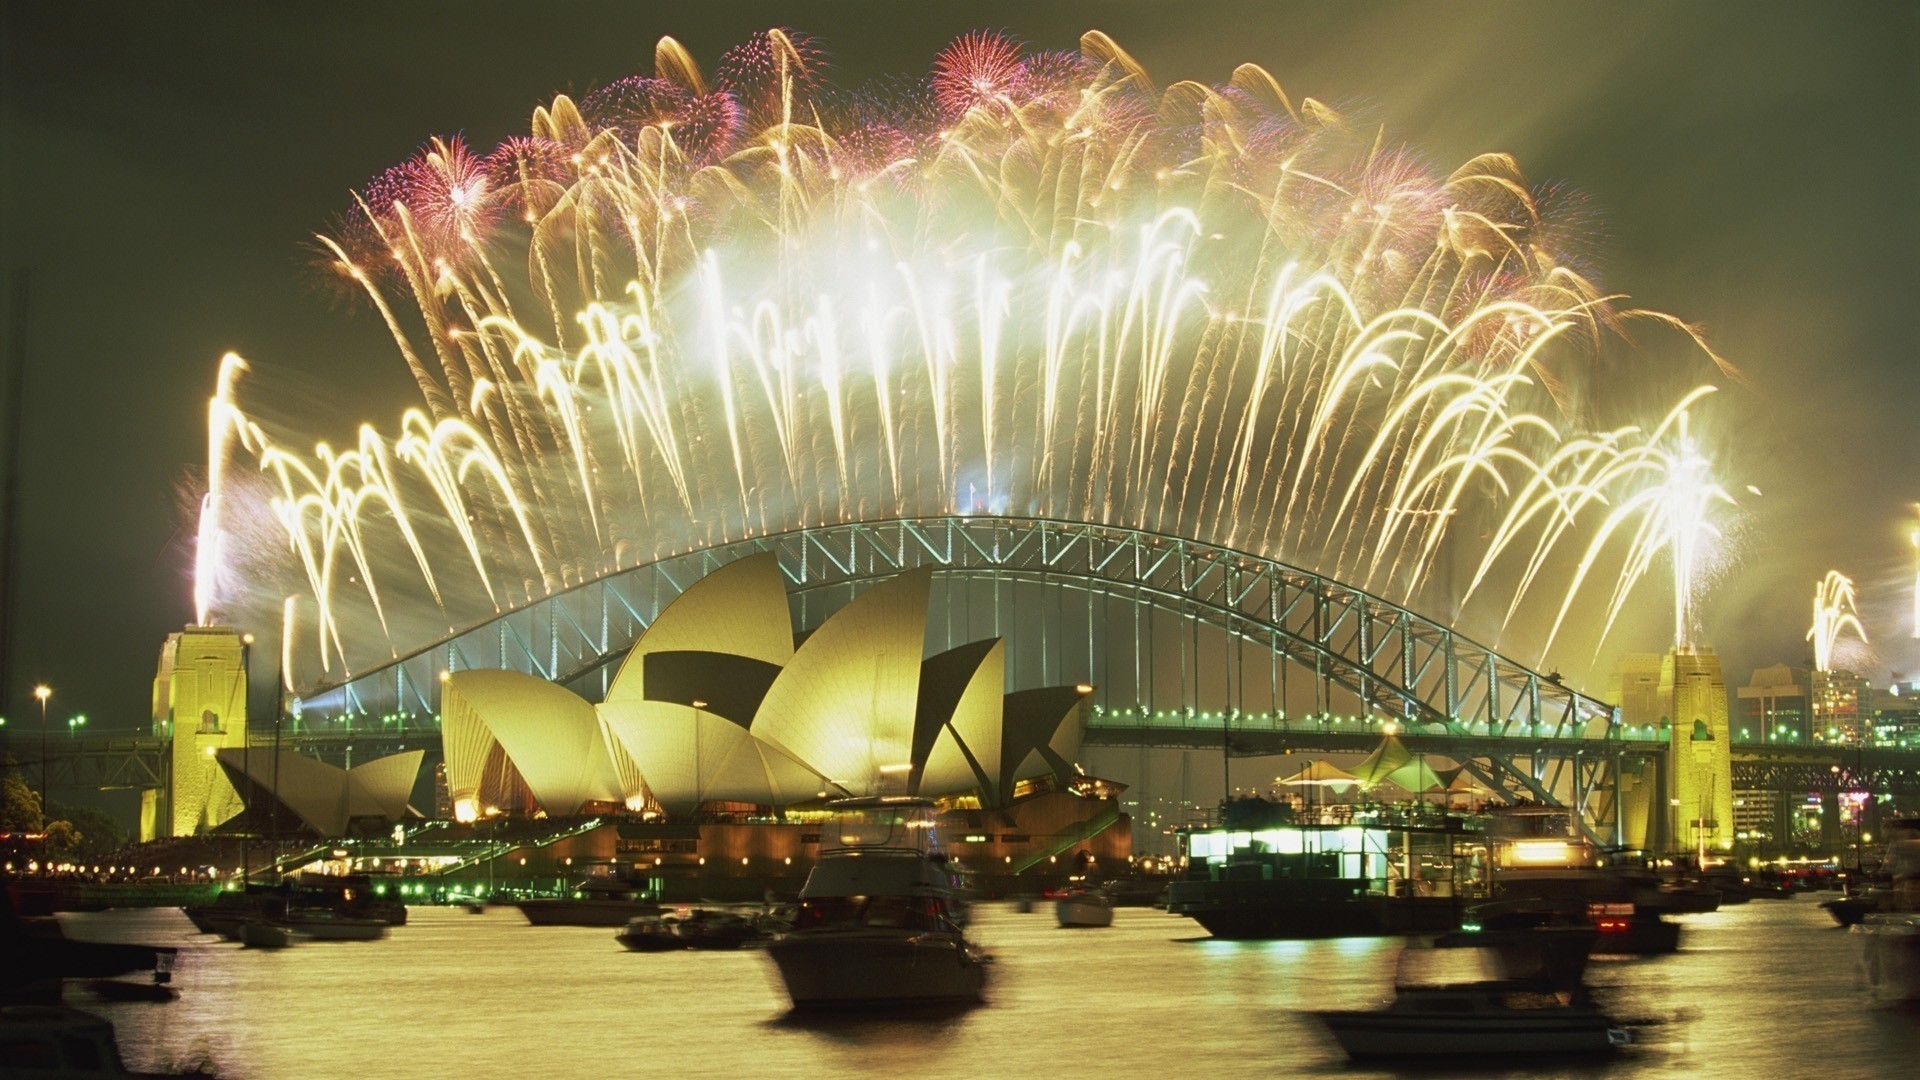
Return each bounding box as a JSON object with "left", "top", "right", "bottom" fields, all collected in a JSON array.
[{"left": 298, "top": 516, "right": 1658, "bottom": 840}]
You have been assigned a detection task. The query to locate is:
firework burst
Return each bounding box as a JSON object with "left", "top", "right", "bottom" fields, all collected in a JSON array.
[{"left": 194, "top": 30, "right": 1736, "bottom": 683}]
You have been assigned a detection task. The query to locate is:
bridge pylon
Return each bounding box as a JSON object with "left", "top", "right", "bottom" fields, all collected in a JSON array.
[
  {"left": 1611, "top": 647, "right": 1733, "bottom": 858},
  {"left": 149, "top": 626, "right": 251, "bottom": 839}
]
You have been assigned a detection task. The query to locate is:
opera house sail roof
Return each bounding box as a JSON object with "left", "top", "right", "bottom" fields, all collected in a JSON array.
[
  {"left": 441, "top": 553, "right": 1092, "bottom": 821},
  {"left": 215, "top": 748, "right": 424, "bottom": 837}
]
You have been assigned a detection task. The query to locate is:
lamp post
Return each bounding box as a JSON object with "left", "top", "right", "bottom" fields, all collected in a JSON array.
[{"left": 33, "top": 684, "right": 49, "bottom": 817}]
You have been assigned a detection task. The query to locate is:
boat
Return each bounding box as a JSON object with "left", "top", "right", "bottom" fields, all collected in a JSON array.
[
  {"left": 1481, "top": 809, "right": 1680, "bottom": 955},
  {"left": 516, "top": 877, "right": 664, "bottom": 927},
  {"left": 1, "top": 892, "right": 176, "bottom": 1003},
  {"left": 1857, "top": 824, "right": 1920, "bottom": 1004},
  {"left": 1314, "top": 933, "right": 1631, "bottom": 1059},
  {"left": 0, "top": 1006, "right": 213, "bottom": 1077},
  {"left": 615, "top": 916, "right": 687, "bottom": 952},
  {"left": 183, "top": 874, "right": 404, "bottom": 935},
  {"left": 238, "top": 919, "right": 292, "bottom": 949},
  {"left": 1823, "top": 892, "right": 1879, "bottom": 928},
  {"left": 1055, "top": 886, "right": 1114, "bottom": 928},
  {"left": 1168, "top": 799, "right": 1477, "bottom": 939},
  {"left": 282, "top": 910, "right": 389, "bottom": 941},
  {"left": 766, "top": 796, "right": 989, "bottom": 1009}
]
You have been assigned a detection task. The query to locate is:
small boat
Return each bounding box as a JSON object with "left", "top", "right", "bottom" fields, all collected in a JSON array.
[
  {"left": 516, "top": 878, "right": 664, "bottom": 927},
  {"left": 1823, "top": 893, "right": 1879, "bottom": 928},
  {"left": 283, "top": 910, "right": 390, "bottom": 941},
  {"left": 767, "top": 796, "right": 989, "bottom": 1009},
  {"left": 676, "top": 910, "right": 766, "bottom": 951},
  {"left": 239, "top": 919, "right": 293, "bottom": 950},
  {"left": 615, "top": 916, "right": 687, "bottom": 953},
  {"left": 1055, "top": 887, "right": 1114, "bottom": 928},
  {"left": 1315, "top": 936, "right": 1630, "bottom": 1059}
]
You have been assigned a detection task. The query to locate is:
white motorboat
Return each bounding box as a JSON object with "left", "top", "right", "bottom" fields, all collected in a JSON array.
[
  {"left": 766, "top": 796, "right": 989, "bottom": 1009},
  {"left": 284, "top": 909, "right": 390, "bottom": 941},
  {"left": 1055, "top": 887, "right": 1114, "bottom": 928}
]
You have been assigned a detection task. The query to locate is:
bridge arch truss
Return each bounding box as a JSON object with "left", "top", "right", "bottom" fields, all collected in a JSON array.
[{"left": 298, "top": 517, "right": 1655, "bottom": 837}]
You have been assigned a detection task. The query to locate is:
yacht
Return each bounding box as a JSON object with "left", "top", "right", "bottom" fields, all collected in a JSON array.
[
  {"left": 1054, "top": 886, "right": 1114, "bottom": 928},
  {"left": 282, "top": 909, "right": 389, "bottom": 941},
  {"left": 766, "top": 796, "right": 989, "bottom": 1009},
  {"left": 1315, "top": 933, "right": 1631, "bottom": 1059},
  {"left": 1857, "top": 826, "right": 1920, "bottom": 1005},
  {"left": 1481, "top": 808, "right": 1680, "bottom": 955},
  {"left": 516, "top": 877, "right": 664, "bottom": 927}
]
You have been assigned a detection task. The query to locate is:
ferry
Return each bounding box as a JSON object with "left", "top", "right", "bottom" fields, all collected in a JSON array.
[{"left": 1167, "top": 798, "right": 1483, "bottom": 939}]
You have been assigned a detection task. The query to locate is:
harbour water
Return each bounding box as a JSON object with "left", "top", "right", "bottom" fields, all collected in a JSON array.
[{"left": 57, "top": 896, "right": 1919, "bottom": 1078}]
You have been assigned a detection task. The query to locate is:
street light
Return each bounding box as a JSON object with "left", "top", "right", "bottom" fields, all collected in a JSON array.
[
  {"left": 66, "top": 714, "right": 87, "bottom": 737},
  {"left": 33, "top": 685, "right": 50, "bottom": 813}
]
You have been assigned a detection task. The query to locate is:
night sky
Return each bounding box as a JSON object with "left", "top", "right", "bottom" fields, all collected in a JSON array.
[{"left": 2, "top": 1, "right": 1915, "bottom": 735}]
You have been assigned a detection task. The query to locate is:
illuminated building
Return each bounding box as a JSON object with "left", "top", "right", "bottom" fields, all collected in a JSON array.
[
  {"left": 1810, "top": 668, "right": 1873, "bottom": 743},
  {"left": 213, "top": 749, "right": 423, "bottom": 836},
  {"left": 441, "top": 555, "right": 1099, "bottom": 821},
  {"left": 1736, "top": 664, "right": 1812, "bottom": 743}
]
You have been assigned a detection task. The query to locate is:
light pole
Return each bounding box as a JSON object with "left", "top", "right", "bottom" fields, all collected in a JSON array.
[{"left": 33, "top": 684, "right": 49, "bottom": 819}]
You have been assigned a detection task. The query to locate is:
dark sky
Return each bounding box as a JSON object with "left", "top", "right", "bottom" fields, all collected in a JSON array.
[{"left": 2, "top": 0, "right": 1915, "bottom": 735}]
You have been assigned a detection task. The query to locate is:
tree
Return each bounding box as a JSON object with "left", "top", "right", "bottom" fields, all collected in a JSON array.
[
  {"left": 0, "top": 763, "right": 43, "bottom": 832},
  {"left": 46, "top": 802, "right": 125, "bottom": 858},
  {"left": 43, "top": 819, "right": 81, "bottom": 859}
]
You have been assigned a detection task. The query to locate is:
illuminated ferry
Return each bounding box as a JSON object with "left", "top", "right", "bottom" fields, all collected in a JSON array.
[{"left": 1168, "top": 798, "right": 1486, "bottom": 939}]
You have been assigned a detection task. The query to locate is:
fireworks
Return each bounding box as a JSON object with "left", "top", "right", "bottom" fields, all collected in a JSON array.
[
  {"left": 194, "top": 29, "right": 1735, "bottom": 681},
  {"left": 1808, "top": 570, "right": 1867, "bottom": 672}
]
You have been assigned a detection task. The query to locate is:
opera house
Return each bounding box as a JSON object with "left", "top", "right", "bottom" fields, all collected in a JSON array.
[
  {"left": 415, "top": 555, "right": 1129, "bottom": 894},
  {"left": 443, "top": 554, "right": 1096, "bottom": 818}
]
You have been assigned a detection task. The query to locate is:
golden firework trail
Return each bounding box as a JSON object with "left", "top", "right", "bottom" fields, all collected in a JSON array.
[
  {"left": 191, "top": 30, "right": 1736, "bottom": 680},
  {"left": 1808, "top": 569, "right": 1868, "bottom": 672}
]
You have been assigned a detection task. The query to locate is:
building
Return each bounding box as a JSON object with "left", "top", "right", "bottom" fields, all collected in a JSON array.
[
  {"left": 213, "top": 748, "right": 423, "bottom": 837},
  {"left": 1810, "top": 668, "right": 1873, "bottom": 743},
  {"left": 1875, "top": 680, "right": 1920, "bottom": 745},
  {"left": 437, "top": 555, "right": 1126, "bottom": 872},
  {"left": 1736, "top": 664, "right": 1812, "bottom": 744}
]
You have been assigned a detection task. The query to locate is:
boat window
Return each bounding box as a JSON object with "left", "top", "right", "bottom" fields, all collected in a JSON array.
[
  {"left": 821, "top": 807, "right": 937, "bottom": 853},
  {"left": 793, "top": 895, "right": 943, "bottom": 930}
]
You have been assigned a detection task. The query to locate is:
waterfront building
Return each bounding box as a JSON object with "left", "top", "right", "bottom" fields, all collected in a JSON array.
[{"left": 440, "top": 555, "right": 1099, "bottom": 820}]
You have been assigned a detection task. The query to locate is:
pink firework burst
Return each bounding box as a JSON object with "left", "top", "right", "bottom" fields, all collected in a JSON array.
[
  {"left": 485, "top": 135, "right": 573, "bottom": 221},
  {"left": 931, "top": 31, "right": 1026, "bottom": 120},
  {"left": 671, "top": 91, "right": 746, "bottom": 165},
  {"left": 389, "top": 135, "right": 502, "bottom": 258},
  {"left": 583, "top": 76, "right": 692, "bottom": 142},
  {"left": 717, "top": 29, "right": 826, "bottom": 125}
]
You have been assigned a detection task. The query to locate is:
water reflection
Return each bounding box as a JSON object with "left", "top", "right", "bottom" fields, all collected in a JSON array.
[{"left": 54, "top": 895, "right": 1920, "bottom": 1078}]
